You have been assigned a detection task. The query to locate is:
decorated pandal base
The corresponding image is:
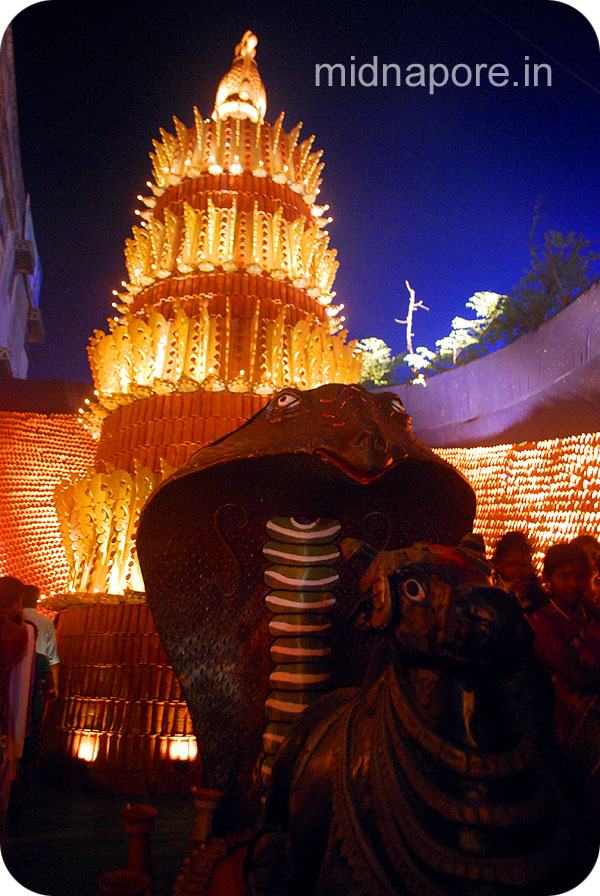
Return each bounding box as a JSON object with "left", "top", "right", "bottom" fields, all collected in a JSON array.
[{"left": 41, "top": 600, "right": 200, "bottom": 795}]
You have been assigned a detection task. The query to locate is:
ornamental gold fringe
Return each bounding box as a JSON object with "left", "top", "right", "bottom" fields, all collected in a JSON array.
[
  {"left": 148, "top": 111, "right": 323, "bottom": 202},
  {"left": 87, "top": 301, "right": 361, "bottom": 411},
  {"left": 54, "top": 460, "right": 174, "bottom": 595},
  {"left": 123, "top": 200, "right": 337, "bottom": 303}
]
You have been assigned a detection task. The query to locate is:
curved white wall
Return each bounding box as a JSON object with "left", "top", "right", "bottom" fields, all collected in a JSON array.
[{"left": 390, "top": 282, "right": 600, "bottom": 447}]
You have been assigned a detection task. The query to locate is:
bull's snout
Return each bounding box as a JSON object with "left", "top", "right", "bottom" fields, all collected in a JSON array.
[
  {"left": 447, "top": 586, "right": 532, "bottom": 676},
  {"left": 454, "top": 586, "right": 506, "bottom": 626}
]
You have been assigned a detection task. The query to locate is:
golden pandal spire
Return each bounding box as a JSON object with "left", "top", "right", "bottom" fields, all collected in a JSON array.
[{"left": 213, "top": 31, "right": 267, "bottom": 123}]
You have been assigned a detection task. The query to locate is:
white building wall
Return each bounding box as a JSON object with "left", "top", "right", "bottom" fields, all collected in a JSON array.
[{"left": 0, "top": 24, "right": 41, "bottom": 379}]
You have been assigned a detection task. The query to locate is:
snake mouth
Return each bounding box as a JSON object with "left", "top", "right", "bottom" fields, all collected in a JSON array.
[{"left": 314, "top": 449, "right": 397, "bottom": 485}]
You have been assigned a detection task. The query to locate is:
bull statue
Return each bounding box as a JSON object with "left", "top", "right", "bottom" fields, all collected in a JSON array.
[{"left": 246, "top": 541, "right": 591, "bottom": 896}]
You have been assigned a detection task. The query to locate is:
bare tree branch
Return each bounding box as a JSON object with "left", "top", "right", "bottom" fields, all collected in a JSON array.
[{"left": 395, "top": 280, "right": 428, "bottom": 355}]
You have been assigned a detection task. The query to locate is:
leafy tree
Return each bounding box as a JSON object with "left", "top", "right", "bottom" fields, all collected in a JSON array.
[
  {"left": 405, "top": 345, "right": 436, "bottom": 371},
  {"left": 357, "top": 338, "right": 393, "bottom": 386},
  {"left": 359, "top": 226, "right": 598, "bottom": 386},
  {"left": 357, "top": 338, "right": 407, "bottom": 387},
  {"left": 402, "top": 226, "right": 599, "bottom": 380},
  {"left": 496, "top": 229, "right": 600, "bottom": 342},
  {"left": 435, "top": 292, "right": 503, "bottom": 365}
]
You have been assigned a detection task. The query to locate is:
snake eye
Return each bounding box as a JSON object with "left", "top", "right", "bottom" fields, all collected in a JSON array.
[
  {"left": 391, "top": 397, "right": 405, "bottom": 413},
  {"left": 401, "top": 578, "right": 426, "bottom": 602},
  {"left": 275, "top": 392, "right": 301, "bottom": 410}
]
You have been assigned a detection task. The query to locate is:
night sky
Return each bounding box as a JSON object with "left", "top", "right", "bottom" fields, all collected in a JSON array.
[{"left": 7, "top": 0, "right": 600, "bottom": 384}]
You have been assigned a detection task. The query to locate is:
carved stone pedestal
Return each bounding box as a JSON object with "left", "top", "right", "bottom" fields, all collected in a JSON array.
[
  {"left": 190, "top": 786, "right": 222, "bottom": 844},
  {"left": 122, "top": 803, "right": 157, "bottom": 876}
]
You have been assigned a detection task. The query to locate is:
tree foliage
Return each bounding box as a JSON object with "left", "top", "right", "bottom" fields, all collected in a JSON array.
[
  {"left": 403, "top": 228, "right": 600, "bottom": 379},
  {"left": 496, "top": 230, "right": 599, "bottom": 340},
  {"left": 357, "top": 337, "right": 406, "bottom": 387},
  {"left": 358, "top": 227, "right": 599, "bottom": 388}
]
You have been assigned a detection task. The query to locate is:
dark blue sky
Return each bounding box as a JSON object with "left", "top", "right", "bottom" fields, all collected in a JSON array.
[{"left": 9, "top": 0, "right": 600, "bottom": 383}]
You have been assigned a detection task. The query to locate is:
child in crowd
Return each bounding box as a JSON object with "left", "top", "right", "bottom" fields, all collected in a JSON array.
[
  {"left": 491, "top": 531, "right": 547, "bottom": 615},
  {"left": 529, "top": 543, "right": 600, "bottom": 829},
  {"left": 530, "top": 543, "right": 600, "bottom": 693}
]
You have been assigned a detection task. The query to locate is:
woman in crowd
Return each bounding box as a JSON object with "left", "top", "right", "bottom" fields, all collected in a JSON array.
[
  {"left": 0, "top": 576, "right": 34, "bottom": 845},
  {"left": 570, "top": 534, "right": 600, "bottom": 608}
]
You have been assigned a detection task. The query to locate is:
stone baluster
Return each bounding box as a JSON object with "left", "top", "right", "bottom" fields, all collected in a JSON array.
[{"left": 122, "top": 803, "right": 157, "bottom": 877}]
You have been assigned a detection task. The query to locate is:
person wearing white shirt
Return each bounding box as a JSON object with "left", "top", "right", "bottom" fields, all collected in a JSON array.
[{"left": 21, "top": 585, "right": 59, "bottom": 696}]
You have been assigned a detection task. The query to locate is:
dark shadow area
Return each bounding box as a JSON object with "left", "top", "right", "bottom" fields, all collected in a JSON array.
[{"left": 2, "top": 774, "right": 196, "bottom": 896}]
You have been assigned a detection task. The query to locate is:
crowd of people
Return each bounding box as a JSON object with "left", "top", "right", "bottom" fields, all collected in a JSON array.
[
  {"left": 0, "top": 576, "right": 59, "bottom": 845},
  {"left": 463, "top": 528, "right": 600, "bottom": 833}
]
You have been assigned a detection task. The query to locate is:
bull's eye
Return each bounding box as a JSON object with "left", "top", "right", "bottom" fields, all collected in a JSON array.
[
  {"left": 401, "top": 578, "right": 426, "bottom": 602},
  {"left": 391, "top": 397, "right": 405, "bottom": 413},
  {"left": 275, "top": 392, "right": 301, "bottom": 410}
]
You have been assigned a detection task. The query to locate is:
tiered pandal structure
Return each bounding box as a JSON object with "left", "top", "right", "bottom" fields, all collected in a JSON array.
[
  {"left": 63, "top": 30, "right": 360, "bottom": 595},
  {"left": 47, "top": 33, "right": 360, "bottom": 793}
]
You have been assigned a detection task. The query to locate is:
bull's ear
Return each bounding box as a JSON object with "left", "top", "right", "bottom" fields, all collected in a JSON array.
[
  {"left": 350, "top": 598, "right": 375, "bottom": 630},
  {"left": 341, "top": 539, "right": 377, "bottom": 576}
]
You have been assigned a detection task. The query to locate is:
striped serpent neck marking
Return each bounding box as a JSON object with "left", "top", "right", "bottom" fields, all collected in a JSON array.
[{"left": 261, "top": 516, "right": 340, "bottom": 789}]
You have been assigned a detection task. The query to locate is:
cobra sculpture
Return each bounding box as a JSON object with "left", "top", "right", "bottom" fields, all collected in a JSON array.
[
  {"left": 247, "top": 542, "right": 589, "bottom": 896},
  {"left": 137, "top": 384, "right": 476, "bottom": 829}
]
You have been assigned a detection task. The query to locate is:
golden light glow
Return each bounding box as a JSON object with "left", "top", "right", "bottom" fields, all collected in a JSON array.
[
  {"left": 146, "top": 109, "right": 322, "bottom": 202},
  {"left": 168, "top": 736, "right": 199, "bottom": 761},
  {"left": 212, "top": 31, "right": 266, "bottom": 124},
  {"left": 79, "top": 35, "right": 359, "bottom": 431},
  {"left": 86, "top": 302, "right": 360, "bottom": 419},
  {"left": 0, "top": 413, "right": 96, "bottom": 595},
  {"left": 76, "top": 732, "right": 99, "bottom": 762},
  {"left": 122, "top": 199, "right": 338, "bottom": 302},
  {"left": 437, "top": 432, "right": 600, "bottom": 570}
]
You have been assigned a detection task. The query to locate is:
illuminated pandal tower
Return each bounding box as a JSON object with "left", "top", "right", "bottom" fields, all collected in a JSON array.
[{"left": 49, "top": 32, "right": 360, "bottom": 793}]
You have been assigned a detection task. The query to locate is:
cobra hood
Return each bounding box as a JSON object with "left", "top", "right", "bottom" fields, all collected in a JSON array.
[{"left": 137, "top": 384, "right": 476, "bottom": 828}]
